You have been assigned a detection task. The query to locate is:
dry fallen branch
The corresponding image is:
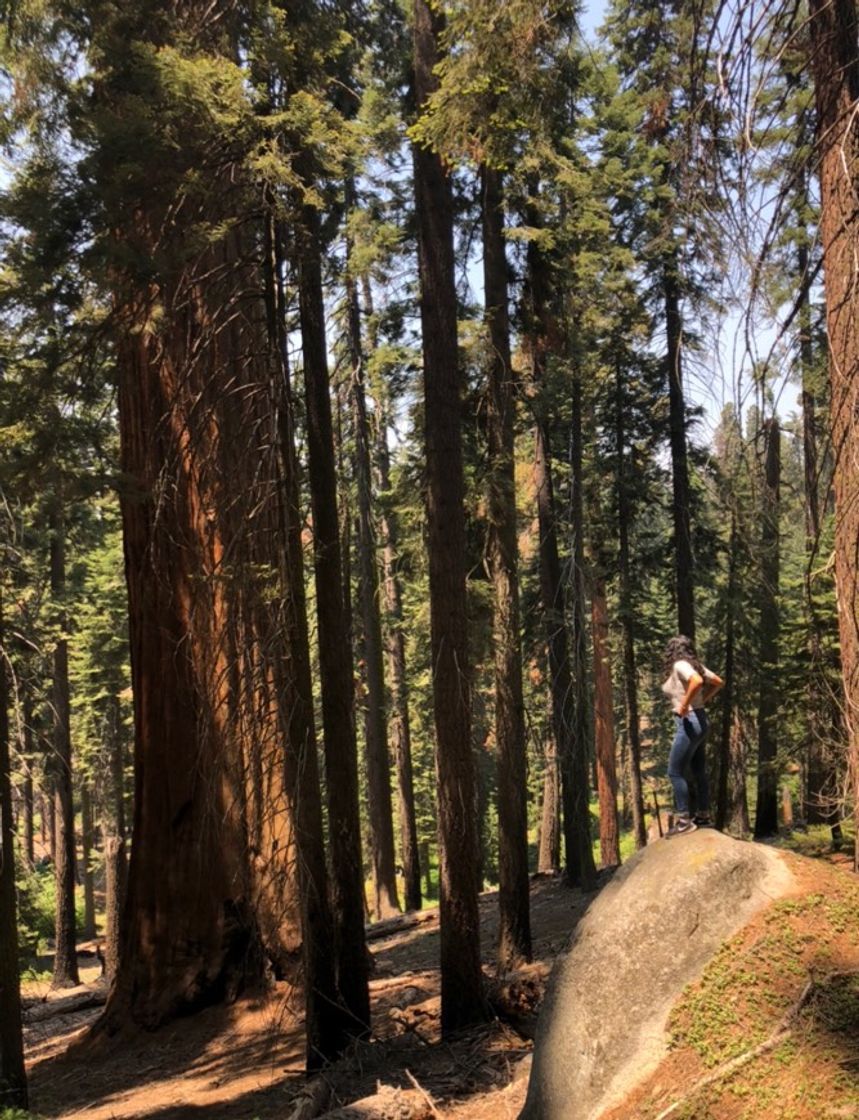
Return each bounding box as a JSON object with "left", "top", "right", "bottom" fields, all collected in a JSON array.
[
  {"left": 288, "top": 1076, "right": 332, "bottom": 1120},
  {"left": 405, "top": 1069, "right": 444, "bottom": 1118},
  {"left": 316, "top": 1084, "right": 434, "bottom": 1120},
  {"left": 654, "top": 975, "right": 821, "bottom": 1120}
]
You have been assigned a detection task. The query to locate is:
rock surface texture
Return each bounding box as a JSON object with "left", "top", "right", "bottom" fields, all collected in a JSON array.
[{"left": 518, "top": 829, "right": 794, "bottom": 1120}]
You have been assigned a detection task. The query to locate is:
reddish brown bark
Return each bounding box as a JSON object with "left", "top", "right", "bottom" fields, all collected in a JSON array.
[{"left": 808, "top": 0, "right": 859, "bottom": 870}]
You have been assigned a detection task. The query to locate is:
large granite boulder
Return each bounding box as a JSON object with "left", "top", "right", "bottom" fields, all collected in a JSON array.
[{"left": 519, "top": 829, "right": 794, "bottom": 1120}]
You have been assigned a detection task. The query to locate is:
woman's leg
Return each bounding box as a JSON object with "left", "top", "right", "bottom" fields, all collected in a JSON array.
[
  {"left": 688, "top": 709, "right": 711, "bottom": 813},
  {"left": 667, "top": 716, "right": 695, "bottom": 816}
]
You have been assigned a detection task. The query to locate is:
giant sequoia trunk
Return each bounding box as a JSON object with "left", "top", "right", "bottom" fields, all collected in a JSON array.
[
  {"left": 49, "top": 501, "right": 79, "bottom": 989},
  {"left": 92, "top": 12, "right": 349, "bottom": 1063},
  {"left": 798, "top": 237, "right": 842, "bottom": 835},
  {"left": 482, "top": 166, "right": 531, "bottom": 967},
  {"left": 0, "top": 591, "right": 27, "bottom": 1109},
  {"left": 755, "top": 419, "right": 781, "bottom": 837},
  {"left": 808, "top": 0, "right": 859, "bottom": 870},
  {"left": 413, "top": 0, "right": 485, "bottom": 1033},
  {"left": 111, "top": 235, "right": 298, "bottom": 1024}
]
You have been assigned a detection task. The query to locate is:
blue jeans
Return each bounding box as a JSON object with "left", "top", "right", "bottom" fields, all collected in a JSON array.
[{"left": 668, "top": 708, "right": 710, "bottom": 817}]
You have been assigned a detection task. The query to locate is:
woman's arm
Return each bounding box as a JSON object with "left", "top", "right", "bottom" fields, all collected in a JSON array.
[
  {"left": 701, "top": 673, "right": 724, "bottom": 705},
  {"left": 677, "top": 672, "right": 703, "bottom": 716}
]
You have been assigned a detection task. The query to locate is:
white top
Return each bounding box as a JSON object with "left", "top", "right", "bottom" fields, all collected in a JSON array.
[{"left": 661, "top": 658, "right": 716, "bottom": 714}]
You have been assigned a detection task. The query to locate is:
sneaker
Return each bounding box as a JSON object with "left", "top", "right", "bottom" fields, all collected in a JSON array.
[
  {"left": 666, "top": 816, "right": 697, "bottom": 838},
  {"left": 693, "top": 813, "right": 714, "bottom": 828}
]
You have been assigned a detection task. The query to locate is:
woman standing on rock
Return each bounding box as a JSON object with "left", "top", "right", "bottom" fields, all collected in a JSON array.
[{"left": 662, "top": 635, "right": 724, "bottom": 837}]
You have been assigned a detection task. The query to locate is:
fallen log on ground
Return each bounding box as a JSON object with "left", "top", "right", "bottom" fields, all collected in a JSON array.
[
  {"left": 23, "top": 990, "right": 107, "bottom": 1024},
  {"left": 365, "top": 910, "right": 437, "bottom": 943}
]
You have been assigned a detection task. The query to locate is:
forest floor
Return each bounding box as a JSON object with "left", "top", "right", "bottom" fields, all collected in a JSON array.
[{"left": 22, "top": 836, "right": 859, "bottom": 1120}]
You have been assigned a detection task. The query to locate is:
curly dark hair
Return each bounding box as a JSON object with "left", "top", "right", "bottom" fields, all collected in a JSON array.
[{"left": 663, "top": 635, "right": 704, "bottom": 679}]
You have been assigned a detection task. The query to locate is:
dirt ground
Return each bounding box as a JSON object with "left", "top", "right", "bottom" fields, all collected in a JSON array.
[
  {"left": 24, "top": 845, "right": 858, "bottom": 1120},
  {"left": 24, "top": 874, "right": 594, "bottom": 1120}
]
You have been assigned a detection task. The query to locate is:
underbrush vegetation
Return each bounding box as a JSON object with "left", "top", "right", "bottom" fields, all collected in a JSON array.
[
  {"left": 15, "top": 859, "right": 86, "bottom": 970},
  {"left": 663, "top": 858, "right": 859, "bottom": 1120}
]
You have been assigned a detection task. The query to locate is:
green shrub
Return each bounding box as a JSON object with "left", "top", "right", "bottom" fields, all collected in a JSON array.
[{"left": 16, "top": 861, "right": 56, "bottom": 960}]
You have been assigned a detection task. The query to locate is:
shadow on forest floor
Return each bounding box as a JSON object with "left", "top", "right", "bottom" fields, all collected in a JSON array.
[
  {"left": 27, "top": 849, "right": 859, "bottom": 1120},
  {"left": 26, "top": 877, "right": 593, "bottom": 1120}
]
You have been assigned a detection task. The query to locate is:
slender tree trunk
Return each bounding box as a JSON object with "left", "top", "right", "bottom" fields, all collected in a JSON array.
[
  {"left": 591, "top": 575, "right": 620, "bottom": 868},
  {"left": 102, "top": 693, "right": 126, "bottom": 983},
  {"left": 482, "top": 166, "right": 531, "bottom": 966},
  {"left": 344, "top": 212, "right": 400, "bottom": 921},
  {"left": 614, "top": 366, "right": 647, "bottom": 848},
  {"left": 413, "top": 0, "right": 485, "bottom": 1032},
  {"left": 21, "top": 700, "right": 34, "bottom": 868},
  {"left": 295, "top": 202, "right": 374, "bottom": 1028},
  {"left": 569, "top": 373, "right": 597, "bottom": 887},
  {"left": 80, "top": 783, "right": 96, "bottom": 939},
  {"left": 755, "top": 419, "right": 781, "bottom": 837},
  {"left": 716, "top": 510, "right": 738, "bottom": 832},
  {"left": 538, "top": 731, "right": 561, "bottom": 872},
  {"left": 40, "top": 790, "right": 49, "bottom": 859},
  {"left": 808, "top": 0, "right": 859, "bottom": 869},
  {"left": 109, "top": 694, "right": 126, "bottom": 844},
  {"left": 526, "top": 233, "right": 595, "bottom": 891},
  {"left": 103, "top": 835, "right": 125, "bottom": 986},
  {"left": 664, "top": 254, "right": 695, "bottom": 641},
  {"left": 268, "top": 212, "right": 367, "bottom": 1049},
  {"left": 48, "top": 786, "right": 56, "bottom": 863},
  {"left": 0, "top": 588, "right": 27, "bottom": 1109},
  {"left": 22, "top": 769, "right": 34, "bottom": 868},
  {"left": 50, "top": 501, "right": 79, "bottom": 988},
  {"left": 375, "top": 399, "right": 422, "bottom": 912},
  {"left": 727, "top": 713, "right": 751, "bottom": 835},
  {"left": 363, "top": 275, "right": 421, "bottom": 911}
]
